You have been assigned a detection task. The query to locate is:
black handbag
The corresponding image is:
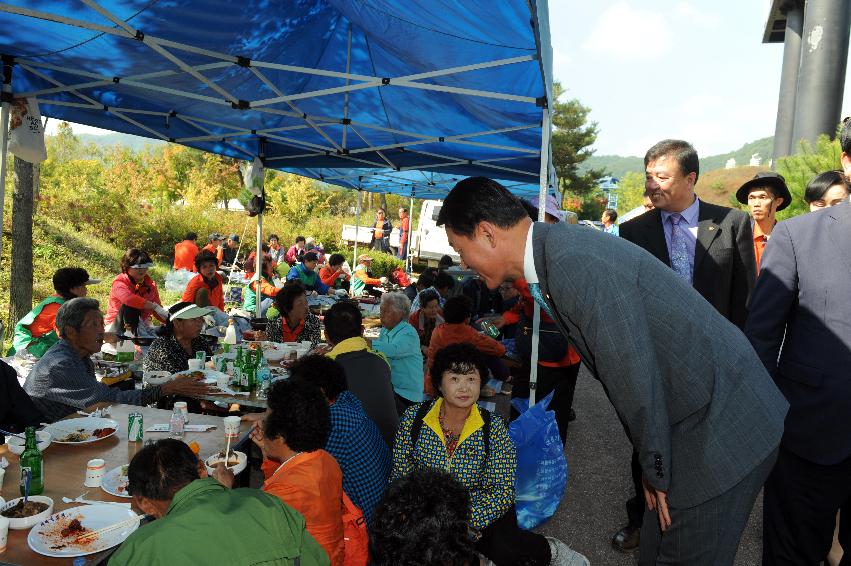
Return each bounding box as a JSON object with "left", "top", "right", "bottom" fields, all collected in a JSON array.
[{"left": 515, "top": 313, "right": 570, "bottom": 363}]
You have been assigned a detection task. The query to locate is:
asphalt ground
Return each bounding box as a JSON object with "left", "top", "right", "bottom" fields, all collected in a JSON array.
[{"left": 520, "top": 366, "right": 764, "bottom": 566}]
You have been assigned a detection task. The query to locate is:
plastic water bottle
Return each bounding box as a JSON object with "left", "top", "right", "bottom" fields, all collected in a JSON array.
[
  {"left": 169, "top": 406, "right": 185, "bottom": 439},
  {"left": 256, "top": 356, "right": 271, "bottom": 399},
  {"left": 223, "top": 318, "right": 237, "bottom": 353}
]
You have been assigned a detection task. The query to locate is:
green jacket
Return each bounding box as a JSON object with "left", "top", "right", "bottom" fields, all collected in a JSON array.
[
  {"left": 109, "top": 478, "right": 329, "bottom": 566},
  {"left": 8, "top": 295, "right": 65, "bottom": 358},
  {"left": 243, "top": 276, "right": 273, "bottom": 314}
]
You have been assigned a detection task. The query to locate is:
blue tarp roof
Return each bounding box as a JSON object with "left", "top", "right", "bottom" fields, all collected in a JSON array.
[{"left": 0, "top": 0, "right": 553, "bottom": 199}]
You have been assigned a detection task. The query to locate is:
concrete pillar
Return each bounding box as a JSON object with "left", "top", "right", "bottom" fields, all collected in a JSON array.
[
  {"left": 791, "top": 0, "right": 851, "bottom": 151},
  {"left": 773, "top": 1, "right": 805, "bottom": 161}
]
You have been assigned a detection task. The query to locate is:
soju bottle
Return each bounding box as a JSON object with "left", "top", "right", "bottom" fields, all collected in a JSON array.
[
  {"left": 241, "top": 349, "right": 255, "bottom": 391},
  {"left": 19, "top": 426, "right": 44, "bottom": 496},
  {"left": 233, "top": 347, "right": 244, "bottom": 392}
]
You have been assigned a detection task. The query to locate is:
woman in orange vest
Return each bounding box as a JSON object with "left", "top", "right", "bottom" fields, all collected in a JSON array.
[
  {"left": 181, "top": 250, "right": 225, "bottom": 311},
  {"left": 369, "top": 208, "right": 392, "bottom": 253}
]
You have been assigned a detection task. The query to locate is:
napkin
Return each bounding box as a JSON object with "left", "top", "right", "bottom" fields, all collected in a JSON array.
[{"left": 146, "top": 424, "right": 217, "bottom": 432}]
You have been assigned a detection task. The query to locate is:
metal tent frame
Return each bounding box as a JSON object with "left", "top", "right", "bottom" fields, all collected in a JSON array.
[{"left": 0, "top": 0, "right": 555, "bottom": 404}]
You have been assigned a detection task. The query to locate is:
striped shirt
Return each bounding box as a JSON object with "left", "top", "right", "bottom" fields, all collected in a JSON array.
[{"left": 24, "top": 340, "right": 162, "bottom": 422}]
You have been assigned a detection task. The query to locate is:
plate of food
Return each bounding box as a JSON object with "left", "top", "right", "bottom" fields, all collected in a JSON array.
[
  {"left": 204, "top": 449, "right": 247, "bottom": 476},
  {"left": 45, "top": 417, "right": 119, "bottom": 444},
  {"left": 170, "top": 369, "right": 228, "bottom": 385},
  {"left": 100, "top": 464, "right": 131, "bottom": 499},
  {"left": 1, "top": 495, "right": 54, "bottom": 530},
  {"left": 28, "top": 504, "right": 140, "bottom": 558}
]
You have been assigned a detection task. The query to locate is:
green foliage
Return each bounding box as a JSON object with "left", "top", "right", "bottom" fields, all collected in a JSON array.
[
  {"left": 775, "top": 134, "right": 844, "bottom": 221},
  {"left": 612, "top": 171, "right": 646, "bottom": 214},
  {"left": 364, "top": 250, "right": 404, "bottom": 278},
  {"left": 579, "top": 155, "right": 643, "bottom": 179},
  {"left": 551, "top": 82, "right": 605, "bottom": 198}
]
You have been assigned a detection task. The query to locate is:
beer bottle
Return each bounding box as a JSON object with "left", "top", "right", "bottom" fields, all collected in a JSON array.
[{"left": 19, "top": 426, "right": 44, "bottom": 496}]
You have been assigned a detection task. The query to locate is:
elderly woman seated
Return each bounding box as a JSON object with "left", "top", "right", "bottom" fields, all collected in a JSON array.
[
  {"left": 391, "top": 344, "right": 587, "bottom": 566},
  {"left": 371, "top": 292, "right": 424, "bottom": 413},
  {"left": 143, "top": 302, "right": 215, "bottom": 375},
  {"left": 264, "top": 280, "right": 321, "bottom": 347},
  {"left": 24, "top": 298, "right": 211, "bottom": 422},
  {"left": 408, "top": 289, "right": 445, "bottom": 356},
  {"left": 9, "top": 267, "right": 99, "bottom": 358},
  {"left": 105, "top": 248, "right": 169, "bottom": 337}
]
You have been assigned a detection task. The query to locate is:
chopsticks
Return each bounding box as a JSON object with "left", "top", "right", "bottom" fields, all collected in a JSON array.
[{"left": 75, "top": 516, "right": 140, "bottom": 543}]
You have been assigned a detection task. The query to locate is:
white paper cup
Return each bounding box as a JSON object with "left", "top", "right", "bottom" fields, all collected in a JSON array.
[
  {"left": 223, "top": 416, "right": 241, "bottom": 440},
  {"left": 0, "top": 515, "right": 9, "bottom": 553},
  {"left": 84, "top": 458, "right": 106, "bottom": 488},
  {"left": 187, "top": 359, "right": 204, "bottom": 371},
  {"left": 216, "top": 373, "right": 229, "bottom": 390}
]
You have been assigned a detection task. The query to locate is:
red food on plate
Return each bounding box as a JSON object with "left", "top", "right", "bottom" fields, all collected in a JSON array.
[{"left": 92, "top": 427, "right": 115, "bottom": 438}]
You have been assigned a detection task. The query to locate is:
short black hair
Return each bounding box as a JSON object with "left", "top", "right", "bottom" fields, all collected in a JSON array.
[
  {"left": 430, "top": 343, "right": 487, "bottom": 396},
  {"left": 288, "top": 354, "right": 348, "bottom": 401},
  {"left": 194, "top": 250, "right": 218, "bottom": 271},
  {"left": 185, "top": 232, "right": 197, "bottom": 241},
  {"left": 442, "top": 295, "right": 471, "bottom": 324},
  {"left": 302, "top": 251, "right": 318, "bottom": 263},
  {"left": 295, "top": 235, "right": 306, "bottom": 244},
  {"left": 370, "top": 469, "right": 476, "bottom": 566},
  {"left": 53, "top": 267, "right": 91, "bottom": 299},
  {"left": 438, "top": 255, "right": 454, "bottom": 269},
  {"left": 120, "top": 248, "right": 153, "bottom": 273},
  {"left": 841, "top": 117, "right": 851, "bottom": 154},
  {"left": 436, "top": 177, "right": 529, "bottom": 237},
  {"left": 273, "top": 280, "right": 306, "bottom": 315},
  {"left": 264, "top": 378, "right": 330, "bottom": 452},
  {"left": 324, "top": 301, "right": 362, "bottom": 344},
  {"left": 417, "top": 268, "right": 438, "bottom": 289},
  {"left": 434, "top": 272, "right": 455, "bottom": 293},
  {"left": 268, "top": 233, "right": 279, "bottom": 241},
  {"left": 127, "top": 439, "right": 199, "bottom": 501},
  {"left": 644, "top": 139, "right": 700, "bottom": 182},
  {"left": 805, "top": 170, "right": 849, "bottom": 203},
  {"left": 417, "top": 289, "right": 440, "bottom": 310},
  {"left": 328, "top": 253, "right": 345, "bottom": 267},
  {"left": 604, "top": 208, "right": 618, "bottom": 222}
]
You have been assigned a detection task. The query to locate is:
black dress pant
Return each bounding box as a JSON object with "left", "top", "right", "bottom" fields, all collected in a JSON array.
[
  {"left": 625, "top": 449, "right": 645, "bottom": 528},
  {"left": 510, "top": 361, "right": 579, "bottom": 444},
  {"left": 763, "top": 446, "right": 851, "bottom": 565},
  {"left": 476, "top": 507, "right": 551, "bottom": 566}
]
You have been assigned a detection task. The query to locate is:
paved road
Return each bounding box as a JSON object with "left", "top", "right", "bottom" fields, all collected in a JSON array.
[{"left": 526, "top": 366, "right": 764, "bottom": 565}]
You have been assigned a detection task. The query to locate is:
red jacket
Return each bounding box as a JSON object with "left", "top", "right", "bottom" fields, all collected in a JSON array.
[
  {"left": 426, "top": 322, "right": 505, "bottom": 396},
  {"left": 105, "top": 273, "right": 163, "bottom": 326},
  {"left": 181, "top": 273, "right": 225, "bottom": 310},
  {"left": 173, "top": 240, "right": 199, "bottom": 271}
]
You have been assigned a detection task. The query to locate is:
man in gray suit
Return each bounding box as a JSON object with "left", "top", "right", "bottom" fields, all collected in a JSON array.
[
  {"left": 437, "top": 177, "right": 787, "bottom": 566},
  {"left": 746, "top": 199, "right": 851, "bottom": 564},
  {"left": 614, "top": 139, "right": 758, "bottom": 551}
]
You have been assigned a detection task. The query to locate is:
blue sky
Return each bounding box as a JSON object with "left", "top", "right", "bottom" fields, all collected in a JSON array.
[
  {"left": 48, "top": 0, "right": 851, "bottom": 160},
  {"left": 550, "top": 0, "right": 851, "bottom": 156}
]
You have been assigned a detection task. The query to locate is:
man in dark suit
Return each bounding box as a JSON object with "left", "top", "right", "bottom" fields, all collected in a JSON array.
[
  {"left": 437, "top": 177, "right": 787, "bottom": 565},
  {"left": 612, "top": 140, "right": 758, "bottom": 551},
  {"left": 746, "top": 199, "right": 851, "bottom": 564}
]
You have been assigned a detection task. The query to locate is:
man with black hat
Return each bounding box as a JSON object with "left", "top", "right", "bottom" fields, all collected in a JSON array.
[
  {"left": 221, "top": 234, "right": 240, "bottom": 268},
  {"left": 736, "top": 172, "right": 792, "bottom": 273}
]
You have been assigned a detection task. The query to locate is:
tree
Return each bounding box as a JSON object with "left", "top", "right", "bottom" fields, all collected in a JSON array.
[
  {"left": 775, "top": 133, "right": 843, "bottom": 221},
  {"left": 550, "top": 82, "right": 606, "bottom": 198},
  {"left": 613, "top": 171, "right": 646, "bottom": 214},
  {"left": 9, "top": 157, "right": 34, "bottom": 334}
]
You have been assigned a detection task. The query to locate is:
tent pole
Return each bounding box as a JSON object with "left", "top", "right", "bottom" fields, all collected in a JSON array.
[
  {"left": 0, "top": 56, "right": 13, "bottom": 265},
  {"left": 407, "top": 195, "right": 414, "bottom": 273},
  {"left": 352, "top": 189, "right": 362, "bottom": 296},
  {"left": 529, "top": 105, "right": 551, "bottom": 408},
  {"left": 255, "top": 211, "right": 263, "bottom": 319}
]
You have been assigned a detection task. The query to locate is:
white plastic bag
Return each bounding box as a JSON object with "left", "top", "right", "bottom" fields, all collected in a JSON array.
[{"left": 8, "top": 97, "right": 47, "bottom": 164}]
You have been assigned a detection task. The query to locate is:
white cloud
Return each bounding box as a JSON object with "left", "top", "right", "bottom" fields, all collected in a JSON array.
[
  {"left": 582, "top": 2, "right": 673, "bottom": 61},
  {"left": 43, "top": 120, "right": 112, "bottom": 136},
  {"left": 674, "top": 3, "right": 720, "bottom": 28}
]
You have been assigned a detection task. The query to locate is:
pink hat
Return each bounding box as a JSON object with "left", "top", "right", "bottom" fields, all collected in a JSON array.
[{"left": 530, "top": 194, "right": 565, "bottom": 222}]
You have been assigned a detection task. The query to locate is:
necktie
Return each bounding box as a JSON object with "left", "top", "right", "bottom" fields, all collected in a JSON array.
[
  {"left": 528, "top": 282, "right": 555, "bottom": 319},
  {"left": 668, "top": 213, "right": 692, "bottom": 282}
]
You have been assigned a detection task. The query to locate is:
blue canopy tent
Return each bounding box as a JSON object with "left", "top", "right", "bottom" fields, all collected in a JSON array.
[{"left": 0, "top": 0, "right": 555, "bottom": 402}]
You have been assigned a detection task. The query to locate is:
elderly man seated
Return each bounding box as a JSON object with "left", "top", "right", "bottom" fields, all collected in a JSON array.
[
  {"left": 324, "top": 301, "right": 398, "bottom": 446},
  {"left": 110, "top": 439, "right": 329, "bottom": 565},
  {"left": 24, "top": 298, "right": 212, "bottom": 422},
  {"left": 371, "top": 292, "right": 424, "bottom": 413}
]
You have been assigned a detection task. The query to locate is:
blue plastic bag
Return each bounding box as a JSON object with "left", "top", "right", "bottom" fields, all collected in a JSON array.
[{"left": 508, "top": 391, "right": 568, "bottom": 529}]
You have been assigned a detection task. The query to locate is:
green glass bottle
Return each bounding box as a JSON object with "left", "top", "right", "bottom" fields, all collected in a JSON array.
[
  {"left": 19, "top": 426, "right": 44, "bottom": 496},
  {"left": 233, "top": 347, "right": 244, "bottom": 392}
]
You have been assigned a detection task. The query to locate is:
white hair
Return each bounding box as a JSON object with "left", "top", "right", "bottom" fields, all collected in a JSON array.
[{"left": 382, "top": 291, "right": 411, "bottom": 317}]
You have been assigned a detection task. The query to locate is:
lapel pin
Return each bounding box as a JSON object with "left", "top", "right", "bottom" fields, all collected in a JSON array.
[{"left": 708, "top": 226, "right": 716, "bottom": 231}]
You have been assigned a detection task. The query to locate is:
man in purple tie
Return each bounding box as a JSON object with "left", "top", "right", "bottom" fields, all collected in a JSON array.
[{"left": 614, "top": 139, "right": 758, "bottom": 554}]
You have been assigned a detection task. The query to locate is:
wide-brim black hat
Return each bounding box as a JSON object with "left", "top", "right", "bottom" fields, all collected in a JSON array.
[{"left": 736, "top": 172, "right": 792, "bottom": 211}]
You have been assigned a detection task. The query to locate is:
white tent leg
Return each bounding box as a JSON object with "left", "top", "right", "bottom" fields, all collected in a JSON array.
[
  {"left": 0, "top": 58, "right": 12, "bottom": 265},
  {"left": 529, "top": 106, "right": 551, "bottom": 408},
  {"left": 352, "top": 189, "right": 362, "bottom": 297},
  {"left": 407, "top": 195, "right": 414, "bottom": 272},
  {"left": 255, "top": 212, "right": 263, "bottom": 319}
]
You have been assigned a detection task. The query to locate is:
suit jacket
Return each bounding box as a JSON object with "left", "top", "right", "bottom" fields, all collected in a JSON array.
[
  {"left": 619, "top": 201, "right": 756, "bottom": 329},
  {"left": 532, "top": 222, "right": 787, "bottom": 508},
  {"left": 745, "top": 203, "right": 851, "bottom": 465}
]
